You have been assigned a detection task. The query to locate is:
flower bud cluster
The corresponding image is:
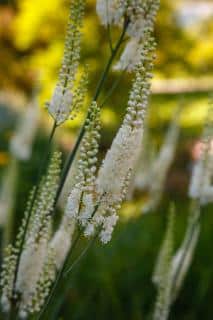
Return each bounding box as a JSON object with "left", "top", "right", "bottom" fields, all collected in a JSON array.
[
  {"left": 70, "top": 67, "right": 89, "bottom": 120},
  {"left": 111, "top": 0, "right": 160, "bottom": 72},
  {"left": 47, "top": 0, "right": 86, "bottom": 125},
  {"left": 96, "top": 0, "right": 160, "bottom": 37},
  {"left": 126, "top": 0, "right": 160, "bottom": 39},
  {"left": 76, "top": 102, "right": 101, "bottom": 190},
  {"left": 50, "top": 102, "right": 101, "bottom": 269},
  {"left": 0, "top": 245, "right": 17, "bottom": 313},
  {"left": 96, "top": 0, "right": 125, "bottom": 26},
  {"left": 124, "top": 35, "right": 156, "bottom": 128},
  {"left": 59, "top": 0, "right": 85, "bottom": 89}
]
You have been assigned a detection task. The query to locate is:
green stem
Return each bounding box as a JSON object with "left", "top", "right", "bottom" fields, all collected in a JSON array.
[
  {"left": 36, "top": 231, "right": 81, "bottom": 320},
  {"left": 107, "top": 23, "right": 113, "bottom": 53},
  {"left": 94, "top": 19, "right": 128, "bottom": 101},
  {"left": 37, "top": 202, "right": 100, "bottom": 320},
  {"left": 99, "top": 67, "right": 127, "bottom": 109},
  {"left": 106, "top": 0, "right": 113, "bottom": 53},
  {"left": 40, "top": 232, "right": 99, "bottom": 320},
  {"left": 64, "top": 230, "right": 99, "bottom": 277}
]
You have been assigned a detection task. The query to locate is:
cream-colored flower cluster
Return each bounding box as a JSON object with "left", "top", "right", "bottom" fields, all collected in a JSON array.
[
  {"left": 96, "top": 0, "right": 160, "bottom": 71},
  {"left": 86, "top": 35, "right": 156, "bottom": 244},
  {"left": 49, "top": 101, "right": 101, "bottom": 270}
]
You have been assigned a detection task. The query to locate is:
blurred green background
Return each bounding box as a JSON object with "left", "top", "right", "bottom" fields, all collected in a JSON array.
[{"left": 0, "top": 0, "right": 213, "bottom": 319}]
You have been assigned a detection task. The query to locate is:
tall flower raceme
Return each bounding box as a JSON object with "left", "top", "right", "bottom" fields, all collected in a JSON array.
[
  {"left": 47, "top": 0, "right": 87, "bottom": 126},
  {"left": 83, "top": 34, "right": 157, "bottom": 244},
  {"left": 49, "top": 101, "right": 101, "bottom": 270},
  {"left": 142, "top": 107, "right": 181, "bottom": 213},
  {"left": 0, "top": 152, "right": 61, "bottom": 317},
  {"left": 189, "top": 105, "right": 213, "bottom": 205},
  {"left": 10, "top": 96, "right": 40, "bottom": 161}
]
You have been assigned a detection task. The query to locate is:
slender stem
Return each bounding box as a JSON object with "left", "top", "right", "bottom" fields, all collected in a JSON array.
[
  {"left": 94, "top": 19, "right": 128, "bottom": 101},
  {"left": 39, "top": 231, "right": 99, "bottom": 320},
  {"left": 99, "top": 68, "right": 127, "bottom": 109},
  {"left": 37, "top": 190, "right": 86, "bottom": 319},
  {"left": 54, "top": 126, "right": 84, "bottom": 204},
  {"left": 9, "top": 121, "right": 57, "bottom": 316},
  {"left": 107, "top": 23, "right": 113, "bottom": 53},
  {"left": 106, "top": 0, "right": 113, "bottom": 53},
  {"left": 50, "top": 233, "right": 100, "bottom": 320},
  {"left": 38, "top": 193, "right": 85, "bottom": 319},
  {"left": 37, "top": 201, "right": 100, "bottom": 320},
  {"left": 36, "top": 231, "right": 81, "bottom": 320},
  {"left": 54, "top": 20, "right": 129, "bottom": 207},
  {"left": 64, "top": 230, "right": 99, "bottom": 277}
]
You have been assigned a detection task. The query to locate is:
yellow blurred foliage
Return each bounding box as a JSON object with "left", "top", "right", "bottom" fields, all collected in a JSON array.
[
  {"left": 30, "top": 41, "right": 64, "bottom": 104},
  {"left": 188, "top": 40, "right": 213, "bottom": 69},
  {"left": 13, "top": 0, "right": 66, "bottom": 50},
  {"left": 180, "top": 101, "right": 209, "bottom": 128}
]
